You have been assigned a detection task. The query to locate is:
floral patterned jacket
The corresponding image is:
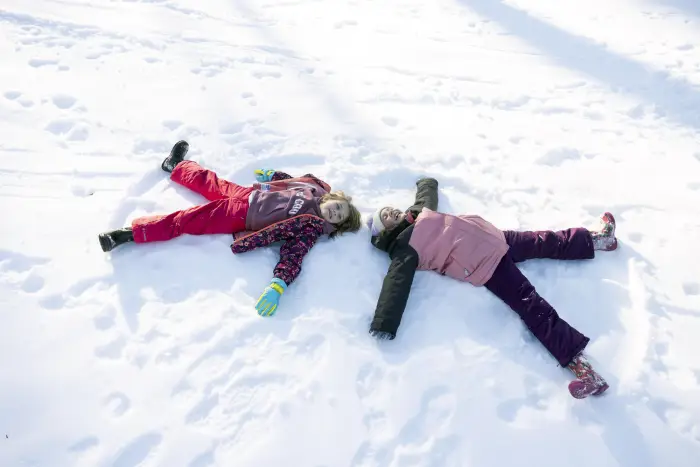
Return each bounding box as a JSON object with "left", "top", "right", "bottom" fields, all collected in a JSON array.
[{"left": 230, "top": 171, "right": 332, "bottom": 286}]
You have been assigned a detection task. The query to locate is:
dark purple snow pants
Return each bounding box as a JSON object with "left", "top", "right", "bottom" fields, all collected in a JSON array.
[{"left": 484, "top": 228, "right": 594, "bottom": 367}]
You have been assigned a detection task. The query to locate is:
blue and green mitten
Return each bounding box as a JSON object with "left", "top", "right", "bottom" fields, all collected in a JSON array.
[
  {"left": 254, "top": 169, "right": 276, "bottom": 183},
  {"left": 255, "top": 278, "right": 287, "bottom": 317}
]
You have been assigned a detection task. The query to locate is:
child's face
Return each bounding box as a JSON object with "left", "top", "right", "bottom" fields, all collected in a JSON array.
[
  {"left": 380, "top": 207, "right": 406, "bottom": 231},
  {"left": 320, "top": 200, "right": 350, "bottom": 224}
]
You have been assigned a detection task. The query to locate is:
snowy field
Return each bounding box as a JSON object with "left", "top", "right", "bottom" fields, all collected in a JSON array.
[{"left": 1, "top": 0, "right": 700, "bottom": 466}]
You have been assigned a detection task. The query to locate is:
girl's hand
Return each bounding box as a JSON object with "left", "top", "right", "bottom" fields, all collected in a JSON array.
[
  {"left": 254, "top": 168, "right": 275, "bottom": 182},
  {"left": 255, "top": 278, "right": 286, "bottom": 317}
]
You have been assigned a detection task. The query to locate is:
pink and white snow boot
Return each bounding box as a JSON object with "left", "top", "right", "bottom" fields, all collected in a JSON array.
[
  {"left": 591, "top": 212, "right": 617, "bottom": 251},
  {"left": 567, "top": 353, "right": 609, "bottom": 399}
]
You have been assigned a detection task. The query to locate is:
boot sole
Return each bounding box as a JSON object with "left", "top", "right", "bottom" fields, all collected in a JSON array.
[
  {"left": 568, "top": 379, "right": 608, "bottom": 399},
  {"left": 98, "top": 234, "right": 116, "bottom": 252},
  {"left": 162, "top": 140, "right": 189, "bottom": 172}
]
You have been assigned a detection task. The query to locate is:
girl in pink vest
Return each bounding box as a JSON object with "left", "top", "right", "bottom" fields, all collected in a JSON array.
[
  {"left": 98, "top": 141, "right": 361, "bottom": 316},
  {"left": 366, "top": 178, "right": 617, "bottom": 400}
]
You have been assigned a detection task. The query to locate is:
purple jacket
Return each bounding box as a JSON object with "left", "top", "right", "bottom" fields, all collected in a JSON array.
[
  {"left": 246, "top": 188, "right": 326, "bottom": 232},
  {"left": 230, "top": 172, "right": 333, "bottom": 286}
]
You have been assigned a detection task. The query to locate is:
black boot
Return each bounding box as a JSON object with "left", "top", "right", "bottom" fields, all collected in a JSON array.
[
  {"left": 99, "top": 228, "right": 134, "bottom": 252},
  {"left": 161, "top": 140, "right": 189, "bottom": 173}
]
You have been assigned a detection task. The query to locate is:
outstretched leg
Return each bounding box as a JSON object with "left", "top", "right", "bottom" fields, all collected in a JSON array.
[
  {"left": 484, "top": 255, "right": 589, "bottom": 367},
  {"left": 131, "top": 198, "right": 249, "bottom": 243},
  {"left": 484, "top": 255, "right": 609, "bottom": 398},
  {"left": 503, "top": 212, "right": 617, "bottom": 263},
  {"left": 503, "top": 228, "right": 594, "bottom": 263},
  {"left": 161, "top": 141, "right": 253, "bottom": 201},
  {"left": 170, "top": 161, "right": 253, "bottom": 201}
]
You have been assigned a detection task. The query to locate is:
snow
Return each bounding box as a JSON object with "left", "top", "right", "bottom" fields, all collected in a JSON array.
[{"left": 1, "top": 0, "right": 700, "bottom": 465}]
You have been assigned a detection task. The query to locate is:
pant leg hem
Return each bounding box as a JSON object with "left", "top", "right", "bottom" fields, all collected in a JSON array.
[{"left": 560, "top": 336, "right": 590, "bottom": 367}]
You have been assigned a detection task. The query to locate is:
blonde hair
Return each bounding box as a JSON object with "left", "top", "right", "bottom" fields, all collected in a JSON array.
[{"left": 320, "top": 191, "right": 362, "bottom": 239}]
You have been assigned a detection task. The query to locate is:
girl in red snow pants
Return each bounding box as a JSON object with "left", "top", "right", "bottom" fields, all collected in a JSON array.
[{"left": 131, "top": 161, "right": 253, "bottom": 243}]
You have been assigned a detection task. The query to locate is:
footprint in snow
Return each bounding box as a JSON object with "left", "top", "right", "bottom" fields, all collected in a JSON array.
[
  {"left": 185, "top": 393, "right": 220, "bottom": 425},
  {"left": 584, "top": 110, "right": 605, "bottom": 120},
  {"left": 69, "top": 436, "right": 100, "bottom": 453},
  {"left": 162, "top": 120, "right": 183, "bottom": 131},
  {"left": 28, "top": 58, "right": 60, "bottom": 68},
  {"left": 39, "top": 293, "right": 65, "bottom": 310},
  {"left": 110, "top": 432, "right": 162, "bottom": 467},
  {"left": 188, "top": 450, "right": 215, "bottom": 467},
  {"left": 45, "top": 119, "right": 75, "bottom": 136},
  {"left": 252, "top": 70, "right": 282, "bottom": 79},
  {"left": 3, "top": 91, "right": 34, "bottom": 107},
  {"left": 93, "top": 305, "right": 117, "bottom": 331},
  {"left": 21, "top": 272, "right": 45, "bottom": 293},
  {"left": 67, "top": 124, "right": 90, "bottom": 141},
  {"left": 18, "top": 98, "right": 34, "bottom": 108},
  {"left": 381, "top": 116, "right": 399, "bottom": 127},
  {"left": 682, "top": 282, "right": 699, "bottom": 296},
  {"left": 103, "top": 392, "right": 131, "bottom": 418},
  {"left": 537, "top": 148, "right": 586, "bottom": 166},
  {"left": 52, "top": 94, "right": 77, "bottom": 109},
  {"left": 4, "top": 91, "right": 22, "bottom": 100},
  {"left": 94, "top": 337, "right": 126, "bottom": 360},
  {"left": 0, "top": 250, "right": 50, "bottom": 274}
]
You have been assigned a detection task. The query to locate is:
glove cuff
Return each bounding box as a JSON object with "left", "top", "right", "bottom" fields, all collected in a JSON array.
[{"left": 270, "top": 278, "right": 287, "bottom": 294}]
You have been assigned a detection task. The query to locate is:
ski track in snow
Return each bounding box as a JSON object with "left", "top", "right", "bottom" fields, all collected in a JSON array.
[{"left": 1, "top": 0, "right": 700, "bottom": 466}]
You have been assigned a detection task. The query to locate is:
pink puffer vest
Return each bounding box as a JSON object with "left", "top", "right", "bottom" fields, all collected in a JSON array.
[{"left": 408, "top": 208, "right": 508, "bottom": 286}]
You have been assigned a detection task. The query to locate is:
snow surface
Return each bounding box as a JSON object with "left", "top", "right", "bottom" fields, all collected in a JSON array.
[{"left": 1, "top": 0, "right": 700, "bottom": 465}]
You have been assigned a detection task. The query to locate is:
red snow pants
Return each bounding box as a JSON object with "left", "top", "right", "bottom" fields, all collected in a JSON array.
[{"left": 131, "top": 161, "right": 253, "bottom": 243}]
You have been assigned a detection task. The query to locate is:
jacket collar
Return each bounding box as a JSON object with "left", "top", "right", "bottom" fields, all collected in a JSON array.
[{"left": 371, "top": 217, "right": 411, "bottom": 253}]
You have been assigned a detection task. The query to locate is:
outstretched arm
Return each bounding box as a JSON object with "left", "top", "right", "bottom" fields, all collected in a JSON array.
[
  {"left": 255, "top": 169, "right": 332, "bottom": 192},
  {"left": 408, "top": 177, "right": 439, "bottom": 216},
  {"left": 255, "top": 169, "right": 293, "bottom": 181},
  {"left": 231, "top": 215, "right": 326, "bottom": 317},
  {"left": 273, "top": 221, "right": 322, "bottom": 285},
  {"left": 370, "top": 178, "right": 439, "bottom": 251},
  {"left": 369, "top": 228, "right": 420, "bottom": 339},
  {"left": 231, "top": 215, "right": 325, "bottom": 286}
]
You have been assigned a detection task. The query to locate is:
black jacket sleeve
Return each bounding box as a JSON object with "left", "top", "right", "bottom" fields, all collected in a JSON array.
[
  {"left": 369, "top": 226, "right": 419, "bottom": 339},
  {"left": 408, "top": 178, "right": 438, "bottom": 216}
]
